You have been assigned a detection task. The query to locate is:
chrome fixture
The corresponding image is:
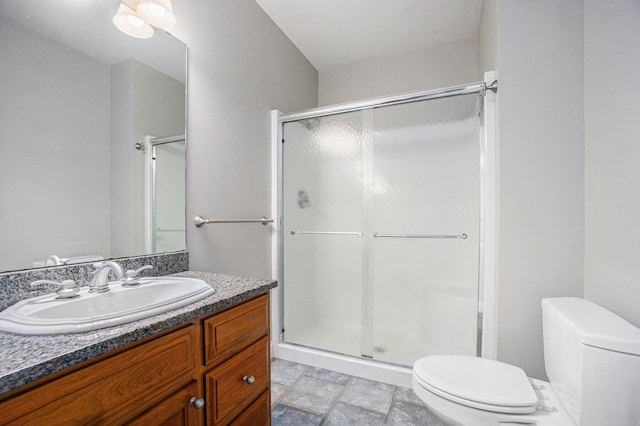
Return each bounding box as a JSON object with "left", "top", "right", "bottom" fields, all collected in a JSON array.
[
  {"left": 43, "top": 255, "right": 69, "bottom": 266},
  {"left": 242, "top": 375, "right": 256, "bottom": 385},
  {"left": 373, "top": 233, "right": 468, "bottom": 239},
  {"left": 89, "top": 261, "right": 126, "bottom": 293},
  {"left": 290, "top": 230, "right": 363, "bottom": 236},
  {"left": 122, "top": 265, "right": 154, "bottom": 287},
  {"left": 280, "top": 80, "right": 499, "bottom": 123},
  {"left": 194, "top": 215, "right": 274, "bottom": 227},
  {"left": 288, "top": 231, "right": 466, "bottom": 239},
  {"left": 297, "top": 190, "right": 311, "bottom": 209},
  {"left": 189, "top": 397, "right": 205, "bottom": 409},
  {"left": 30, "top": 279, "right": 80, "bottom": 299}
]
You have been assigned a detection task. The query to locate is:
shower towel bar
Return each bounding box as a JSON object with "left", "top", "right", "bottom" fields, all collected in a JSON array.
[
  {"left": 290, "top": 230, "right": 363, "bottom": 236},
  {"left": 194, "top": 215, "right": 273, "bottom": 227},
  {"left": 289, "top": 231, "right": 467, "bottom": 239},
  {"left": 373, "top": 233, "right": 467, "bottom": 239}
]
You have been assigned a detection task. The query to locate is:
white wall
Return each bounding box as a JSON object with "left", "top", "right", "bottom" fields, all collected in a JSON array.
[
  {"left": 0, "top": 16, "right": 111, "bottom": 271},
  {"left": 584, "top": 0, "right": 640, "bottom": 327},
  {"left": 495, "top": 0, "right": 585, "bottom": 379},
  {"left": 318, "top": 38, "right": 480, "bottom": 106},
  {"left": 171, "top": 0, "right": 318, "bottom": 277}
]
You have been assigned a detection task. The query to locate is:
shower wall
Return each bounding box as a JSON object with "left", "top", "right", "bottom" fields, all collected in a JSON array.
[
  {"left": 282, "top": 93, "right": 482, "bottom": 367},
  {"left": 319, "top": 38, "right": 480, "bottom": 106}
]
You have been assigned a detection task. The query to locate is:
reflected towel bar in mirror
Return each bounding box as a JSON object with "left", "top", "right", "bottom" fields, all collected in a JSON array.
[{"left": 194, "top": 215, "right": 273, "bottom": 227}]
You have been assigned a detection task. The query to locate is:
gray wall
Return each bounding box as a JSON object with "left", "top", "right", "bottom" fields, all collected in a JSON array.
[
  {"left": 478, "top": 0, "right": 497, "bottom": 74},
  {"left": 319, "top": 38, "right": 480, "bottom": 106},
  {"left": 0, "top": 15, "right": 111, "bottom": 270},
  {"left": 584, "top": 0, "right": 640, "bottom": 328},
  {"left": 496, "top": 0, "right": 585, "bottom": 379},
  {"left": 171, "top": 0, "right": 318, "bottom": 277}
]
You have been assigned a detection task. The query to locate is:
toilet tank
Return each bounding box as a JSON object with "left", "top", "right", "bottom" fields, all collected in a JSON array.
[{"left": 542, "top": 297, "right": 640, "bottom": 426}]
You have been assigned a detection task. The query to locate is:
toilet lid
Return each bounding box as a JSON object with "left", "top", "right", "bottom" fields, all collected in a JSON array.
[{"left": 413, "top": 355, "right": 538, "bottom": 414}]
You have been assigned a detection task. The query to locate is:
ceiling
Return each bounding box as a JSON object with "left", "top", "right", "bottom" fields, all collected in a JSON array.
[{"left": 255, "top": 0, "right": 484, "bottom": 72}]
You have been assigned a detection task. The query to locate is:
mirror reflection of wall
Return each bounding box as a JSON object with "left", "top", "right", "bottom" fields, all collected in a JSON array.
[{"left": 0, "top": 1, "right": 186, "bottom": 272}]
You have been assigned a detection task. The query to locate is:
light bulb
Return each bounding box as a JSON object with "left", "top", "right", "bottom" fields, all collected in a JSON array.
[
  {"left": 137, "top": 0, "right": 176, "bottom": 30},
  {"left": 113, "top": 3, "right": 154, "bottom": 39},
  {"left": 127, "top": 14, "right": 145, "bottom": 28},
  {"left": 146, "top": 3, "right": 166, "bottom": 18}
]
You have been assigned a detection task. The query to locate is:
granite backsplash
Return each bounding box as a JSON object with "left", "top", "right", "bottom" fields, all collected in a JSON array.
[{"left": 0, "top": 251, "right": 189, "bottom": 311}]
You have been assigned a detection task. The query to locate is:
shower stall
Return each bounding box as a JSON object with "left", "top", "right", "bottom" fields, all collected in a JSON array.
[{"left": 271, "top": 77, "right": 497, "bottom": 386}]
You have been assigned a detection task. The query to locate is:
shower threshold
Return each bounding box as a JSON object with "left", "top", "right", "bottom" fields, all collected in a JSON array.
[{"left": 274, "top": 341, "right": 413, "bottom": 388}]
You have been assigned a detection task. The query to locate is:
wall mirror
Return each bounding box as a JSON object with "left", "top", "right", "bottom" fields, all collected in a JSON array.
[{"left": 0, "top": 0, "right": 187, "bottom": 272}]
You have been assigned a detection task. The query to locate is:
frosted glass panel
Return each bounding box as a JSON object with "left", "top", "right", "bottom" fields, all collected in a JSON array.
[
  {"left": 280, "top": 93, "right": 482, "bottom": 367},
  {"left": 370, "top": 95, "right": 481, "bottom": 365},
  {"left": 283, "top": 112, "right": 364, "bottom": 357}
]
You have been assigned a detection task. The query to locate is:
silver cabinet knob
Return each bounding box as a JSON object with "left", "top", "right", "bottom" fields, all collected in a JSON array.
[
  {"left": 242, "top": 375, "right": 256, "bottom": 385},
  {"left": 189, "top": 397, "right": 205, "bottom": 409}
]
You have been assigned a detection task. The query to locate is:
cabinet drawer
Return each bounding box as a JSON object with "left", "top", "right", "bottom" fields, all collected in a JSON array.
[
  {"left": 0, "top": 325, "right": 196, "bottom": 425},
  {"left": 205, "top": 336, "right": 270, "bottom": 425},
  {"left": 204, "top": 294, "right": 269, "bottom": 367}
]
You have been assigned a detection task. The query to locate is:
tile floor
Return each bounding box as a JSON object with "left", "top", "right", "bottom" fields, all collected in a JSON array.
[{"left": 271, "top": 358, "right": 447, "bottom": 425}]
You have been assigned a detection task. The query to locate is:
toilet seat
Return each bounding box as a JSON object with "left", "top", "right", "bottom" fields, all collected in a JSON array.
[{"left": 413, "top": 355, "right": 539, "bottom": 414}]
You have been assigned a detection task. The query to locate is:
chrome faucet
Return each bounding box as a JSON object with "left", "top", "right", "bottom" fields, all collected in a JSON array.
[
  {"left": 44, "top": 255, "right": 69, "bottom": 266},
  {"left": 89, "top": 261, "right": 125, "bottom": 293}
]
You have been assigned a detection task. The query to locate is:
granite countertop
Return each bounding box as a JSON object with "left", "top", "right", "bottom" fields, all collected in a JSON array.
[{"left": 0, "top": 271, "right": 277, "bottom": 396}]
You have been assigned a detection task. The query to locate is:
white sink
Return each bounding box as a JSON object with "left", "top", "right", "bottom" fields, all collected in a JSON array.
[{"left": 0, "top": 277, "right": 215, "bottom": 335}]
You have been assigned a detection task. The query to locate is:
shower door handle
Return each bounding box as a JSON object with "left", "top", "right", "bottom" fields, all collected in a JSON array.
[
  {"left": 290, "top": 231, "right": 363, "bottom": 236},
  {"left": 373, "top": 232, "right": 467, "bottom": 239}
]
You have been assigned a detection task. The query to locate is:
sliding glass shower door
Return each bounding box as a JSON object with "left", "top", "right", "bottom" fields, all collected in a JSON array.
[{"left": 282, "top": 93, "right": 482, "bottom": 367}]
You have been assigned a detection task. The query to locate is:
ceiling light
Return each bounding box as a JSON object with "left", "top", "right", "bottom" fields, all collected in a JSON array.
[
  {"left": 137, "top": 0, "right": 176, "bottom": 31},
  {"left": 112, "top": 3, "right": 154, "bottom": 39}
]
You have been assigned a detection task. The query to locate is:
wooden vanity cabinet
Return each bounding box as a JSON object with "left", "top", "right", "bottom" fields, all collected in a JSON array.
[
  {"left": 0, "top": 293, "right": 271, "bottom": 426},
  {"left": 202, "top": 294, "right": 271, "bottom": 425}
]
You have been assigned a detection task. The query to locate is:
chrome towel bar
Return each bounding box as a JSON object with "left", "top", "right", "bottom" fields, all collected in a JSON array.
[
  {"left": 290, "top": 230, "right": 363, "bottom": 236},
  {"left": 194, "top": 215, "right": 273, "bottom": 227},
  {"left": 373, "top": 233, "right": 467, "bottom": 239},
  {"left": 288, "top": 231, "right": 467, "bottom": 239}
]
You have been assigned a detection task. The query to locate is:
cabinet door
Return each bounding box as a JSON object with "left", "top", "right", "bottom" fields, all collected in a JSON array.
[
  {"left": 205, "top": 336, "right": 269, "bottom": 425},
  {"left": 230, "top": 390, "right": 270, "bottom": 426},
  {"left": 130, "top": 381, "right": 203, "bottom": 426},
  {"left": 0, "top": 325, "right": 196, "bottom": 425}
]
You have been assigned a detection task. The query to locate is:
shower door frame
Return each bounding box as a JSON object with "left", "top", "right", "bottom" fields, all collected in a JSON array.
[
  {"left": 143, "top": 134, "right": 186, "bottom": 254},
  {"left": 270, "top": 72, "right": 498, "bottom": 386}
]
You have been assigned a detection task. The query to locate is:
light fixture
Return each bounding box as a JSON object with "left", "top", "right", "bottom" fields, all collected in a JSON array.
[
  {"left": 113, "top": 0, "right": 176, "bottom": 39},
  {"left": 137, "top": 0, "right": 176, "bottom": 31},
  {"left": 112, "top": 2, "right": 154, "bottom": 39}
]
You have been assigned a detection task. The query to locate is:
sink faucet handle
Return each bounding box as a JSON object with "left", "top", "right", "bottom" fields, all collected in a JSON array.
[
  {"left": 130, "top": 265, "right": 153, "bottom": 276},
  {"left": 122, "top": 265, "right": 153, "bottom": 287},
  {"left": 30, "top": 279, "right": 80, "bottom": 299}
]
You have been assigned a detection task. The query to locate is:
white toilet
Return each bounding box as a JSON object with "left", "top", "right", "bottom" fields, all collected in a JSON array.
[{"left": 412, "top": 297, "right": 640, "bottom": 425}]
